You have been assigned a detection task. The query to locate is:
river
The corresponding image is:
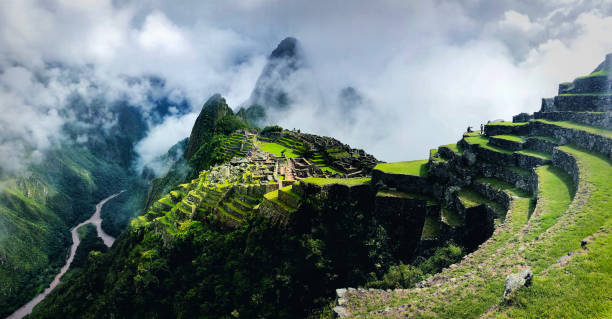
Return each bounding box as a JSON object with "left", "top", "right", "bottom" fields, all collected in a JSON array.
[{"left": 6, "top": 191, "right": 124, "bottom": 319}]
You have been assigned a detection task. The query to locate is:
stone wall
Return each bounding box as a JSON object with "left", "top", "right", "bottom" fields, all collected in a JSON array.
[
  {"left": 484, "top": 124, "right": 530, "bottom": 136},
  {"left": 472, "top": 182, "right": 512, "bottom": 211},
  {"left": 371, "top": 169, "right": 434, "bottom": 195},
  {"left": 514, "top": 152, "right": 551, "bottom": 169},
  {"left": 558, "top": 76, "right": 611, "bottom": 94},
  {"left": 524, "top": 137, "right": 558, "bottom": 153},
  {"left": 476, "top": 162, "right": 538, "bottom": 194},
  {"left": 489, "top": 136, "right": 523, "bottom": 151},
  {"left": 552, "top": 148, "right": 579, "bottom": 194},
  {"left": 531, "top": 121, "right": 612, "bottom": 159},
  {"left": 541, "top": 98, "right": 555, "bottom": 112},
  {"left": 534, "top": 111, "right": 612, "bottom": 130},
  {"left": 552, "top": 95, "right": 612, "bottom": 112},
  {"left": 513, "top": 112, "right": 533, "bottom": 123}
]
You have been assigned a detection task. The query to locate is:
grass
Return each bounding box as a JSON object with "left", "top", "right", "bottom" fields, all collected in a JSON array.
[
  {"left": 491, "top": 135, "right": 525, "bottom": 143},
  {"left": 534, "top": 119, "right": 612, "bottom": 139},
  {"left": 345, "top": 144, "right": 612, "bottom": 318},
  {"left": 575, "top": 68, "right": 609, "bottom": 79},
  {"left": 374, "top": 160, "right": 428, "bottom": 176},
  {"left": 457, "top": 188, "right": 506, "bottom": 217},
  {"left": 464, "top": 136, "right": 513, "bottom": 154},
  {"left": 421, "top": 216, "right": 441, "bottom": 240},
  {"left": 302, "top": 177, "right": 371, "bottom": 187},
  {"left": 475, "top": 177, "right": 530, "bottom": 198},
  {"left": 280, "top": 185, "right": 302, "bottom": 200},
  {"left": 259, "top": 142, "right": 300, "bottom": 158},
  {"left": 442, "top": 143, "right": 464, "bottom": 154},
  {"left": 315, "top": 164, "right": 341, "bottom": 174},
  {"left": 441, "top": 208, "right": 463, "bottom": 227},
  {"left": 495, "top": 145, "right": 612, "bottom": 318},
  {"left": 516, "top": 149, "right": 552, "bottom": 160},
  {"left": 263, "top": 190, "right": 297, "bottom": 213},
  {"left": 521, "top": 165, "right": 573, "bottom": 242}
]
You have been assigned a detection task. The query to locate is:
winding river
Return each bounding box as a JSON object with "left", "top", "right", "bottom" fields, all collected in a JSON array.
[{"left": 7, "top": 191, "right": 125, "bottom": 319}]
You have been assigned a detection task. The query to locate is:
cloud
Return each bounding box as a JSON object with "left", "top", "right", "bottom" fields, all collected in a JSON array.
[
  {"left": 0, "top": 0, "right": 610, "bottom": 175},
  {"left": 134, "top": 112, "right": 198, "bottom": 175}
]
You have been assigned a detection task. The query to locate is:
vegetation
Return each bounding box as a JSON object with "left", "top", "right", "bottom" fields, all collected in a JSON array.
[
  {"left": 492, "top": 135, "right": 526, "bottom": 142},
  {"left": 0, "top": 144, "right": 136, "bottom": 317},
  {"left": 365, "top": 244, "right": 463, "bottom": 290},
  {"left": 259, "top": 141, "right": 300, "bottom": 158},
  {"left": 374, "top": 160, "right": 428, "bottom": 176},
  {"left": 261, "top": 125, "right": 283, "bottom": 135}
]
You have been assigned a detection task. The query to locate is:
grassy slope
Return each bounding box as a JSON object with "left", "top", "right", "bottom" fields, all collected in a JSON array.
[
  {"left": 492, "top": 146, "right": 612, "bottom": 318},
  {"left": 0, "top": 145, "right": 131, "bottom": 316},
  {"left": 259, "top": 142, "right": 300, "bottom": 158},
  {"left": 492, "top": 135, "right": 526, "bottom": 142},
  {"left": 345, "top": 148, "right": 589, "bottom": 318},
  {"left": 374, "top": 160, "right": 428, "bottom": 176}
]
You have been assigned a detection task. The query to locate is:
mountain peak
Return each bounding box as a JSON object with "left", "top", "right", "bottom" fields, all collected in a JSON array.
[
  {"left": 270, "top": 37, "right": 299, "bottom": 59},
  {"left": 184, "top": 94, "right": 234, "bottom": 159}
]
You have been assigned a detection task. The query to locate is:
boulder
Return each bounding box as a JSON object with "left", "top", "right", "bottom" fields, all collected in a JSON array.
[{"left": 503, "top": 268, "right": 533, "bottom": 300}]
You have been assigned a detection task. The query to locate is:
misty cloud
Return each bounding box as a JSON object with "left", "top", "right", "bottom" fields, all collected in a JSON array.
[{"left": 0, "top": 0, "right": 610, "bottom": 174}]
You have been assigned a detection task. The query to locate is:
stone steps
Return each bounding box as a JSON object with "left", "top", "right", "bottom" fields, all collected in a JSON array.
[{"left": 462, "top": 135, "right": 552, "bottom": 169}]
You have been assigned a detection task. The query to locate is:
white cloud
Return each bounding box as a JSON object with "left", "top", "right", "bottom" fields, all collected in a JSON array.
[
  {"left": 137, "top": 11, "right": 190, "bottom": 56},
  {"left": 0, "top": 0, "right": 609, "bottom": 174},
  {"left": 500, "top": 10, "right": 542, "bottom": 32},
  {"left": 134, "top": 112, "right": 198, "bottom": 174}
]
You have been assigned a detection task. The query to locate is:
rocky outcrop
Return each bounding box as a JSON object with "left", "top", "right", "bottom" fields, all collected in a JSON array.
[{"left": 503, "top": 269, "right": 533, "bottom": 301}]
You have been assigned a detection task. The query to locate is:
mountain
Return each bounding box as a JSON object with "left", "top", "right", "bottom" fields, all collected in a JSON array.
[
  {"left": 184, "top": 94, "right": 238, "bottom": 159},
  {"left": 239, "top": 37, "right": 306, "bottom": 126},
  {"left": 26, "top": 54, "right": 612, "bottom": 319},
  {"left": 0, "top": 75, "right": 191, "bottom": 317}
]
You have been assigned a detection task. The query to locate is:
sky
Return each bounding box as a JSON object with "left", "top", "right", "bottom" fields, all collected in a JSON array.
[{"left": 1, "top": 0, "right": 612, "bottom": 174}]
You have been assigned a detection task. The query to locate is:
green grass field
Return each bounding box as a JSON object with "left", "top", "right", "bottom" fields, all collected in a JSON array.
[
  {"left": 492, "top": 135, "right": 526, "bottom": 142},
  {"left": 374, "top": 160, "right": 428, "bottom": 176},
  {"left": 259, "top": 142, "right": 300, "bottom": 158}
]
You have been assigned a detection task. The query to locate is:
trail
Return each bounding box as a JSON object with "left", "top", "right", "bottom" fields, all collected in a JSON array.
[{"left": 6, "top": 191, "right": 125, "bottom": 319}]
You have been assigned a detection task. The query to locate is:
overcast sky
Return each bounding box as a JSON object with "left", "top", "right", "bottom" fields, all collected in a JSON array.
[{"left": 1, "top": 0, "right": 611, "bottom": 172}]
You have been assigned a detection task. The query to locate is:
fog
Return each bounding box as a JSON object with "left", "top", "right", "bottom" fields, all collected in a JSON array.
[{"left": 0, "top": 0, "right": 611, "bottom": 173}]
